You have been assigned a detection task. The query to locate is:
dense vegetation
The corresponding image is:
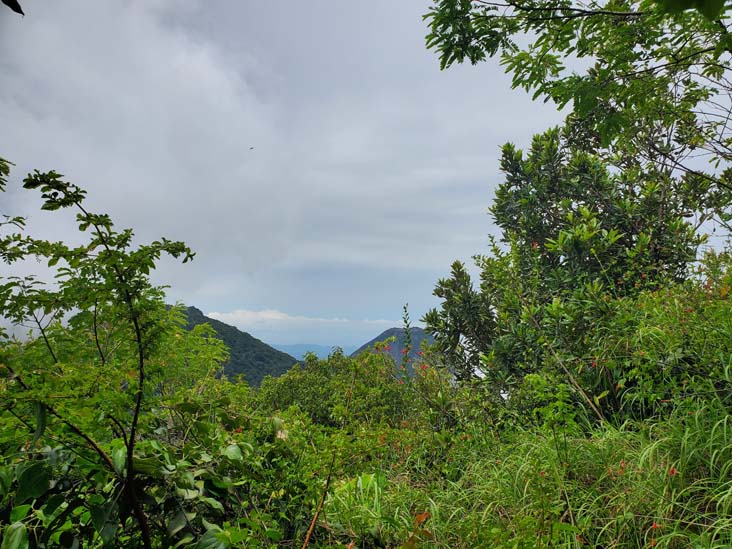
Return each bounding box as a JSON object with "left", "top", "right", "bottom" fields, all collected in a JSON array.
[
  {"left": 3, "top": 1, "right": 732, "bottom": 547},
  {"left": 182, "top": 306, "right": 297, "bottom": 387}
]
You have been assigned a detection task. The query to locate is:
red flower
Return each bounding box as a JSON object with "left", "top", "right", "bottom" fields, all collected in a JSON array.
[
  {"left": 421, "top": 363, "right": 428, "bottom": 371},
  {"left": 417, "top": 351, "right": 423, "bottom": 356},
  {"left": 532, "top": 241, "right": 539, "bottom": 249},
  {"left": 651, "top": 522, "right": 660, "bottom": 530},
  {"left": 401, "top": 348, "right": 408, "bottom": 354},
  {"left": 669, "top": 466, "right": 678, "bottom": 476}
]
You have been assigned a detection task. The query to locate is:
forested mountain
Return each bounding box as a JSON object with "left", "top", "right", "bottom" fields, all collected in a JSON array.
[
  {"left": 182, "top": 306, "right": 297, "bottom": 386},
  {"left": 351, "top": 327, "right": 434, "bottom": 370}
]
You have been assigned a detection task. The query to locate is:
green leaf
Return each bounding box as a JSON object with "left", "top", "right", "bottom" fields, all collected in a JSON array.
[
  {"left": 1, "top": 523, "right": 29, "bottom": 549},
  {"left": 15, "top": 461, "right": 51, "bottom": 504},
  {"left": 100, "top": 523, "right": 118, "bottom": 547},
  {"left": 174, "top": 534, "right": 195, "bottom": 548},
  {"left": 90, "top": 501, "right": 117, "bottom": 536},
  {"left": 9, "top": 505, "right": 32, "bottom": 523},
  {"left": 195, "top": 528, "right": 230, "bottom": 549},
  {"left": 200, "top": 497, "right": 224, "bottom": 511},
  {"left": 32, "top": 401, "right": 46, "bottom": 447},
  {"left": 167, "top": 510, "right": 196, "bottom": 536},
  {"left": 222, "top": 444, "right": 243, "bottom": 462},
  {"left": 0, "top": 467, "right": 12, "bottom": 498},
  {"left": 111, "top": 444, "right": 126, "bottom": 476}
]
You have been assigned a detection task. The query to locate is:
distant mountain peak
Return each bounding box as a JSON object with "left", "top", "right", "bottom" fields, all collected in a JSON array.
[
  {"left": 181, "top": 306, "right": 297, "bottom": 386},
  {"left": 351, "top": 326, "right": 434, "bottom": 371}
]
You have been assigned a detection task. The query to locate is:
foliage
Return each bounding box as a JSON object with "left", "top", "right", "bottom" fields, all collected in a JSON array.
[
  {"left": 424, "top": 129, "right": 721, "bottom": 385},
  {"left": 6, "top": 3, "right": 732, "bottom": 540},
  {"left": 182, "top": 306, "right": 297, "bottom": 386},
  {"left": 256, "top": 347, "right": 413, "bottom": 428},
  {"left": 425, "top": 0, "right": 732, "bottom": 191},
  {"left": 3, "top": 156, "right": 732, "bottom": 548},
  {"left": 0, "top": 164, "right": 315, "bottom": 547}
]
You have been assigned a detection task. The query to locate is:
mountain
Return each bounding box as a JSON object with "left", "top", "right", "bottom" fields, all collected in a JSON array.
[
  {"left": 182, "top": 306, "right": 297, "bottom": 386},
  {"left": 270, "top": 343, "right": 357, "bottom": 360},
  {"left": 351, "top": 327, "right": 434, "bottom": 369}
]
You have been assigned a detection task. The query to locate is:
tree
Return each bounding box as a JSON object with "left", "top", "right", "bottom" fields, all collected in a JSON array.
[
  {"left": 423, "top": 130, "right": 722, "bottom": 386},
  {"left": 425, "top": 0, "right": 732, "bottom": 191},
  {"left": 0, "top": 161, "right": 198, "bottom": 547}
]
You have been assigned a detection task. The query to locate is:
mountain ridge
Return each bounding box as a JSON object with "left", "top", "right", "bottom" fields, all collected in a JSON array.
[
  {"left": 182, "top": 306, "right": 297, "bottom": 386},
  {"left": 351, "top": 327, "right": 434, "bottom": 370}
]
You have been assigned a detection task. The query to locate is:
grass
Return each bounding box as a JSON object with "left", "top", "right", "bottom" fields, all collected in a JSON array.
[{"left": 315, "top": 390, "right": 732, "bottom": 548}]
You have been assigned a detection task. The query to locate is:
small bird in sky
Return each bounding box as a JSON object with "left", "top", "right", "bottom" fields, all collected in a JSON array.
[
  {"left": 250, "top": 147, "right": 255, "bottom": 150},
  {"left": 2, "top": 0, "right": 24, "bottom": 16}
]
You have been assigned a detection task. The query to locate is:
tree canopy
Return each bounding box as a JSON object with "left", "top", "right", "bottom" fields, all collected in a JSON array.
[{"left": 425, "top": 0, "right": 732, "bottom": 191}]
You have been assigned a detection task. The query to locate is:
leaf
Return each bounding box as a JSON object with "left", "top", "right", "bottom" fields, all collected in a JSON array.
[
  {"left": 1, "top": 522, "right": 29, "bottom": 549},
  {"left": 414, "top": 511, "right": 430, "bottom": 527},
  {"left": 195, "top": 526, "right": 230, "bottom": 549},
  {"left": 100, "top": 523, "right": 118, "bottom": 547},
  {"left": 173, "top": 534, "right": 195, "bottom": 548},
  {"left": 15, "top": 461, "right": 50, "bottom": 504},
  {"left": 112, "top": 444, "right": 126, "bottom": 476},
  {"left": 200, "top": 497, "right": 224, "bottom": 511},
  {"left": 222, "top": 444, "right": 243, "bottom": 462},
  {"left": 32, "top": 401, "right": 46, "bottom": 447},
  {"left": 0, "top": 467, "right": 12, "bottom": 498},
  {"left": 1, "top": 0, "right": 24, "bottom": 16},
  {"left": 90, "top": 501, "right": 117, "bottom": 536},
  {"left": 9, "top": 504, "right": 31, "bottom": 523},
  {"left": 133, "top": 456, "right": 164, "bottom": 477},
  {"left": 167, "top": 510, "right": 196, "bottom": 536}
]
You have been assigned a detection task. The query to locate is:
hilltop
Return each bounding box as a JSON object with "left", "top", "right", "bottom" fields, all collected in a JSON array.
[
  {"left": 351, "top": 327, "right": 434, "bottom": 370},
  {"left": 182, "top": 306, "right": 297, "bottom": 386}
]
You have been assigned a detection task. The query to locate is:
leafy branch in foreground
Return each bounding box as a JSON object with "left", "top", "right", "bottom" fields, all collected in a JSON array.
[
  {"left": 1, "top": 162, "right": 195, "bottom": 547},
  {"left": 425, "top": 0, "right": 732, "bottom": 191}
]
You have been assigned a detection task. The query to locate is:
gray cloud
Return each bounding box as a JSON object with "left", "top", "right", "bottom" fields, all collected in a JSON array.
[{"left": 0, "top": 1, "right": 561, "bottom": 346}]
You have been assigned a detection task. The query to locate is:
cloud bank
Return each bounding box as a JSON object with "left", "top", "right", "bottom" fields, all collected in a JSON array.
[{"left": 1, "top": 1, "right": 561, "bottom": 346}]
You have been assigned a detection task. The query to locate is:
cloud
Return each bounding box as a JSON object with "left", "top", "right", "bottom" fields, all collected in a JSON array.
[
  {"left": 207, "top": 309, "right": 398, "bottom": 347},
  {"left": 1, "top": 1, "right": 562, "bottom": 345},
  {"left": 209, "top": 309, "right": 351, "bottom": 326}
]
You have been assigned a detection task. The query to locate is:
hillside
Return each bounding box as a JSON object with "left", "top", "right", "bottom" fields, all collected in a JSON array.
[
  {"left": 351, "top": 327, "right": 434, "bottom": 370},
  {"left": 182, "top": 306, "right": 297, "bottom": 386}
]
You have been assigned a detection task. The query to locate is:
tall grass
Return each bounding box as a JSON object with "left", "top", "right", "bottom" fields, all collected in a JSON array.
[{"left": 318, "top": 384, "right": 732, "bottom": 548}]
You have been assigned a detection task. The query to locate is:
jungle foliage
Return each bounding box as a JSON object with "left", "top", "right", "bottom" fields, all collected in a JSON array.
[{"left": 3, "top": 1, "right": 732, "bottom": 547}]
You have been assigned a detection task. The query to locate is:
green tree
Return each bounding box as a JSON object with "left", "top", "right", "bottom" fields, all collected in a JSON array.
[
  {"left": 424, "top": 130, "right": 720, "bottom": 388},
  {"left": 425, "top": 0, "right": 732, "bottom": 191},
  {"left": 0, "top": 162, "right": 196, "bottom": 547}
]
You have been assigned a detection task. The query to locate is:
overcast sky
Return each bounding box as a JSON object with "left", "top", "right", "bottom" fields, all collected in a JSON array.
[{"left": 0, "top": 1, "right": 561, "bottom": 346}]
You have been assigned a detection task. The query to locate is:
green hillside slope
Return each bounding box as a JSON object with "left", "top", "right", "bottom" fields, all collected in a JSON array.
[{"left": 183, "top": 306, "right": 297, "bottom": 386}]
